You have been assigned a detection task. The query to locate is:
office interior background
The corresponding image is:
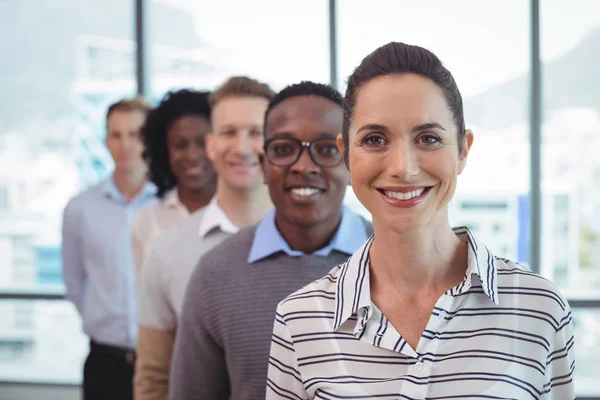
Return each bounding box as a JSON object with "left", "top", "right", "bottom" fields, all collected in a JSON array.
[{"left": 0, "top": 0, "right": 599, "bottom": 398}]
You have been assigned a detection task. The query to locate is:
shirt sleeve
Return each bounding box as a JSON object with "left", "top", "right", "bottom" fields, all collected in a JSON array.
[
  {"left": 169, "top": 261, "right": 230, "bottom": 400},
  {"left": 134, "top": 325, "right": 176, "bottom": 400},
  {"left": 542, "top": 306, "right": 575, "bottom": 399},
  {"left": 266, "top": 306, "right": 309, "bottom": 400},
  {"left": 61, "top": 198, "right": 86, "bottom": 317}
]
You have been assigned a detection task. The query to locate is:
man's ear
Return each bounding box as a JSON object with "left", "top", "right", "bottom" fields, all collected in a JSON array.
[
  {"left": 458, "top": 129, "right": 474, "bottom": 175},
  {"left": 259, "top": 153, "right": 268, "bottom": 185},
  {"left": 336, "top": 133, "right": 351, "bottom": 186},
  {"left": 205, "top": 133, "right": 215, "bottom": 162},
  {"left": 336, "top": 133, "right": 349, "bottom": 167}
]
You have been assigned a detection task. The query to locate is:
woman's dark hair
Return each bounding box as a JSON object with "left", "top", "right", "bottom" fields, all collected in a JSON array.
[
  {"left": 264, "top": 81, "right": 343, "bottom": 134},
  {"left": 342, "top": 42, "right": 465, "bottom": 163},
  {"left": 142, "top": 89, "right": 211, "bottom": 198}
]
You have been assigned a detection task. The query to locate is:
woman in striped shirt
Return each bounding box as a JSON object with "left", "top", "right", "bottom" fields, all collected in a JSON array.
[{"left": 266, "top": 42, "right": 575, "bottom": 399}]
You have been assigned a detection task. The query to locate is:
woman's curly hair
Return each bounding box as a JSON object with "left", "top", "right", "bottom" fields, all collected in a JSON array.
[{"left": 141, "top": 89, "right": 211, "bottom": 198}]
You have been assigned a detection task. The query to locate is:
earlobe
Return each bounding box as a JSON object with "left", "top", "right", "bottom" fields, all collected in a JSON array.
[
  {"left": 458, "top": 129, "right": 474, "bottom": 174},
  {"left": 336, "top": 133, "right": 350, "bottom": 169},
  {"left": 259, "top": 154, "right": 268, "bottom": 184},
  {"left": 205, "top": 133, "right": 215, "bottom": 161},
  {"left": 336, "top": 133, "right": 344, "bottom": 155}
]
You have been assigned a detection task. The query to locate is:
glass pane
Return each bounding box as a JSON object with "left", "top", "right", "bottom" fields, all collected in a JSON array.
[
  {"left": 0, "top": 0, "right": 135, "bottom": 294},
  {"left": 0, "top": 300, "right": 87, "bottom": 384},
  {"left": 148, "top": 0, "right": 330, "bottom": 98},
  {"left": 337, "top": 1, "right": 531, "bottom": 264},
  {"left": 572, "top": 308, "right": 600, "bottom": 397},
  {"left": 540, "top": 1, "right": 600, "bottom": 300}
]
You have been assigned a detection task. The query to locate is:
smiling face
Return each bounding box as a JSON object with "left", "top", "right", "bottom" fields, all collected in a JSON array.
[
  {"left": 343, "top": 73, "right": 473, "bottom": 234},
  {"left": 167, "top": 114, "right": 216, "bottom": 194},
  {"left": 262, "top": 95, "right": 348, "bottom": 229},
  {"left": 206, "top": 96, "right": 269, "bottom": 192},
  {"left": 105, "top": 110, "right": 147, "bottom": 175}
]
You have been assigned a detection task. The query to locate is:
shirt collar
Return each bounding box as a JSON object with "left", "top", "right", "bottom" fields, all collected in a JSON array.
[
  {"left": 163, "top": 187, "right": 183, "bottom": 209},
  {"left": 102, "top": 177, "right": 157, "bottom": 201},
  {"left": 332, "top": 226, "right": 499, "bottom": 332},
  {"left": 198, "top": 196, "right": 240, "bottom": 238},
  {"left": 247, "top": 205, "right": 368, "bottom": 264}
]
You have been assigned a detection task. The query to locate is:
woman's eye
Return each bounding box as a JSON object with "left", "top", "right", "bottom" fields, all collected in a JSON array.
[
  {"left": 418, "top": 135, "right": 441, "bottom": 145},
  {"left": 363, "top": 135, "right": 386, "bottom": 147}
]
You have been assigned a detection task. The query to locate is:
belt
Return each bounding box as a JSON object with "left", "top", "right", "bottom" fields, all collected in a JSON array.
[{"left": 90, "top": 340, "right": 136, "bottom": 365}]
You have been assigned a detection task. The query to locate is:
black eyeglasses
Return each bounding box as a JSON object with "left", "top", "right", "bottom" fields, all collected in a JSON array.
[{"left": 263, "top": 137, "right": 343, "bottom": 168}]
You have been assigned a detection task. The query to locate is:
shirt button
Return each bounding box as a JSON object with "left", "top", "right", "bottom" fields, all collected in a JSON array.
[
  {"left": 438, "top": 311, "right": 446, "bottom": 320},
  {"left": 414, "top": 362, "right": 423, "bottom": 371}
]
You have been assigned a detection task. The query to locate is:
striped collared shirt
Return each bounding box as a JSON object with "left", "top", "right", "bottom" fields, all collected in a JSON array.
[{"left": 266, "top": 227, "right": 575, "bottom": 399}]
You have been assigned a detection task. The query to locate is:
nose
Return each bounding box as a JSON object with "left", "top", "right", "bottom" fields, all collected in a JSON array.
[
  {"left": 290, "top": 146, "right": 319, "bottom": 176},
  {"left": 232, "top": 130, "right": 253, "bottom": 157},
  {"left": 388, "top": 139, "right": 419, "bottom": 179},
  {"left": 183, "top": 143, "right": 204, "bottom": 161}
]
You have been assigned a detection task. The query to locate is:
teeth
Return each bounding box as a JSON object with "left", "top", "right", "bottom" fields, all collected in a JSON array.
[
  {"left": 291, "top": 187, "right": 320, "bottom": 197},
  {"left": 384, "top": 188, "right": 425, "bottom": 200}
]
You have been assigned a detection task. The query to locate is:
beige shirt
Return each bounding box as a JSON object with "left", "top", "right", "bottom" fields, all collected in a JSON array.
[
  {"left": 134, "top": 197, "right": 239, "bottom": 400},
  {"left": 131, "top": 188, "right": 189, "bottom": 281}
]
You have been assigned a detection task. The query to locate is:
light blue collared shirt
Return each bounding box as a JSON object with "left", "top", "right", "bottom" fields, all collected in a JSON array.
[
  {"left": 61, "top": 177, "right": 157, "bottom": 349},
  {"left": 247, "top": 205, "right": 368, "bottom": 263}
]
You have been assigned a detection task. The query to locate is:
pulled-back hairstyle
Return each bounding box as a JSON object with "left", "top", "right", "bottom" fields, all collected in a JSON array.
[
  {"left": 342, "top": 42, "right": 465, "bottom": 163},
  {"left": 264, "top": 81, "right": 342, "bottom": 134}
]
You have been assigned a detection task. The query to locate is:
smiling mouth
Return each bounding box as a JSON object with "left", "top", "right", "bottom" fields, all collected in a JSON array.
[
  {"left": 377, "top": 187, "right": 433, "bottom": 200},
  {"left": 286, "top": 186, "right": 325, "bottom": 197}
]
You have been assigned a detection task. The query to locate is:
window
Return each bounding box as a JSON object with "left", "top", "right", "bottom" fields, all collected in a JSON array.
[
  {"left": 337, "top": 0, "right": 530, "bottom": 262},
  {"left": 572, "top": 308, "right": 600, "bottom": 396},
  {"left": 148, "top": 0, "right": 330, "bottom": 98},
  {"left": 540, "top": 0, "right": 600, "bottom": 301},
  {"left": 2, "top": 2, "right": 599, "bottom": 396},
  {"left": 0, "top": 300, "right": 87, "bottom": 384},
  {"left": 0, "top": 0, "right": 135, "bottom": 383}
]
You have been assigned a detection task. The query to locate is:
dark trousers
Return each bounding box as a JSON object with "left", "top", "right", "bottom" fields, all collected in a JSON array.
[{"left": 83, "top": 341, "right": 136, "bottom": 400}]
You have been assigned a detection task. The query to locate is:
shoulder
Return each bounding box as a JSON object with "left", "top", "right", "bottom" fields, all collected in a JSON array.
[
  {"left": 152, "top": 209, "right": 206, "bottom": 252},
  {"left": 277, "top": 262, "right": 344, "bottom": 319},
  {"left": 64, "top": 181, "right": 106, "bottom": 215},
  {"left": 493, "top": 256, "right": 572, "bottom": 324},
  {"left": 203, "top": 225, "right": 257, "bottom": 263},
  {"left": 188, "top": 225, "right": 257, "bottom": 282},
  {"left": 132, "top": 198, "right": 169, "bottom": 233}
]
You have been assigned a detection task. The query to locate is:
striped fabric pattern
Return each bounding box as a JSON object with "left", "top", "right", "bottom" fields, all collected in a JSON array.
[{"left": 266, "top": 227, "right": 575, "bottom": 399}]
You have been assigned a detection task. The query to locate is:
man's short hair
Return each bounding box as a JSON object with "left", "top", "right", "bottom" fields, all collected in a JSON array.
[
  {"left": 106, "top": 96, "right": 151, "bottom": 121},
  {"left": 209, "top": 76, "right": 275, "bottom": 108}
]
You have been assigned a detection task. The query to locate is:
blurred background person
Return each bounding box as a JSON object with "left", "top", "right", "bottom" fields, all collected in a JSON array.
[
  {"left": 132, "top": 89, "right": 216, "bottom": 280},
  {"left": 62, "top": 97, "right": 156, "bottom": 400},
  {"left": 134, "top": 76, "right": 274, "bottom": 400},
  {"left": 169, "top": 82, "right": 373, "bottom": 400}
]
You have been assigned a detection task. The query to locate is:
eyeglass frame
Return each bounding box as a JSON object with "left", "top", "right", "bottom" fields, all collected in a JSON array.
[{"left": 263, "top": 137, "right": 344, "bottom": 168}]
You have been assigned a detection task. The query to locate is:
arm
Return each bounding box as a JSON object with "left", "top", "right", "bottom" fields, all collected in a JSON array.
[
  {"left": 134, "top": 243, "right": 177, "bottom": 400},
  {"left": 61, "top": 198, "right": 86, "bottom": 317},
  {"left": 169, "top": 262, "right": 229, "bottom": 400},
  {"left": 266, "top": 308, "right": 309, "bottom": 400},
  {"left": 541, "top": 307, "right": 575, "bottom": 399}
]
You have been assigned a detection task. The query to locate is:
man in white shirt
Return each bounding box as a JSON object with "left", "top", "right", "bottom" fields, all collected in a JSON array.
[{"left": 133, "top": 76, "right": 274, "bottom": 400}]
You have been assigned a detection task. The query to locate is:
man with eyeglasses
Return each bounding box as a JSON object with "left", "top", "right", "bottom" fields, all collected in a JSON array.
[{"left": 169, "top": 81, "right": 373, "bottom": 400}]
